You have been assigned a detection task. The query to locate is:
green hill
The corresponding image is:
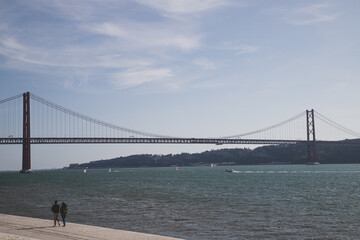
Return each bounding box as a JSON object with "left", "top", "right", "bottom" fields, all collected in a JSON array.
[{"left": 64, "top": 139, "right": 360, "bottom": 169}]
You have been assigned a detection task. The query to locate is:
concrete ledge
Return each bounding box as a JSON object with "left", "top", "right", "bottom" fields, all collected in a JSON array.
[{"left": 0, "top": 214, "right": 183, "bottom": 240}]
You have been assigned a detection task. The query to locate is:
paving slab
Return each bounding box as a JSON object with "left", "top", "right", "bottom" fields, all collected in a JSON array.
[{"left": 0, "top": 214, "right": 183, "bottom": 240}]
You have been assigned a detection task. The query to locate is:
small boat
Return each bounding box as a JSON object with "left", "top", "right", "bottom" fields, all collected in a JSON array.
[
  {"left": 306, "top": 162, "right": 320, "bottom": 165},
  {"left": 225, "top": 168, "right": 234, "bottom": 173},
  {"left": 19, "top": 169, "right": 32, "bottom": 174}
]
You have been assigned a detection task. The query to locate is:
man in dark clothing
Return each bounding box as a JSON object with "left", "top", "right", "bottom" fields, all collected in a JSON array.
[{"left": 51, "top": 200, "right": 60, "bottom": 227}]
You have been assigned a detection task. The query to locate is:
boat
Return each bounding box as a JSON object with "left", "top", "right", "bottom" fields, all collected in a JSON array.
[
  {"left": 83, "top": 167, "right": 88, "bottom": 173},
  {"left": 225, "top": 168, "right": 234, "bottom": 173},
  {"left": 306, "top": 162, "right": 320, "bottom": 165}
]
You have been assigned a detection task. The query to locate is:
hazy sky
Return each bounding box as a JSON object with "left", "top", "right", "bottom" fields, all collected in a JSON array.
[{"left": 1, "top": 0, "right": 360, "bottom": 170}]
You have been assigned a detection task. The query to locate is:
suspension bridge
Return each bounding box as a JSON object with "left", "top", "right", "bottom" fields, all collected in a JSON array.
[{"left": 1, "top": 92, "right": 360, "bottom": 173}]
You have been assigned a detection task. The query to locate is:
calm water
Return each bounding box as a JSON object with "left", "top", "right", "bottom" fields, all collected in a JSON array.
[{"left": 1, "top": 164, "right": 360, "bottom": 239}]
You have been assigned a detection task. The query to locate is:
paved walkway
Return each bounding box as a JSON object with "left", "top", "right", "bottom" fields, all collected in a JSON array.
[{"left": 0, "top": 214, "right": 183, "bottom": 240}]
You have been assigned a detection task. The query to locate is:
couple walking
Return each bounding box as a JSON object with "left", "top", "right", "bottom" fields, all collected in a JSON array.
[{"left": 51, "top": 200, "right": 68, "bottom": 227}]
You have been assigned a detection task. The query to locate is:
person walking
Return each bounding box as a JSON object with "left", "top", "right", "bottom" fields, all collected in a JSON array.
[
  {"left": 51, "top": 200, "right": 60, "bottom": 226},
  {"left": 60, "top": 202, "right": 68, "bottom": 227}
]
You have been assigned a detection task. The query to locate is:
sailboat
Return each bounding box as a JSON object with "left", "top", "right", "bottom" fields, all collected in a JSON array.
[
  {"left": 108, "top": 168, "right": 111, "bottom": 173},
  {"left": 83, "top": 167, "right": 88, "bottom": 173}
]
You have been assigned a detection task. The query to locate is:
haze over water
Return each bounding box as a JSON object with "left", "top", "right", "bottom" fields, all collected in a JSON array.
[{"left": 1, "top": 164, "right": 360, "bottom": 239}]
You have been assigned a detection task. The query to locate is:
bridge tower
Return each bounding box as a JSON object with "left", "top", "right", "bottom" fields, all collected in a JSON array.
[
  {"left": 306, "top": 109, "right": 317, "bottom": 163},
  {"left": 21, "top": 92, "right": 31, "bottom": 173}
]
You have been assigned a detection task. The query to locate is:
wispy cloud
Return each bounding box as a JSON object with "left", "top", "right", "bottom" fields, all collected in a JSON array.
[
  {"left": 192, "top": 58, "right": 217, "bottom": 70},
  {"left": 0, "top": 37, "right": 63, "bottom": 67},
  {"left": 86, "top": 22, "right": 201, "bottom": 51},
  {"left": 0, "top": 36, "right": 152, "bottom": 69},
  {"left": 134, "top": 0, "right": 233, "bottom": 15},
  {"left": 111, "top": 68, "right": 172, "bottom": 89},
  {"left": 267, "top": 3, "right": 338, "bottom": 25},
  {"left": 286, "top": 4, "right": 338, "bottom": 25},
  {"left": 220, "top": 42, "right": 260, "bottom": 54}
]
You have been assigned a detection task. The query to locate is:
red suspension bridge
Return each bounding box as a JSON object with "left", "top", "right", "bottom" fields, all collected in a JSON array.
[{"left": 1, "top": 92, "right": 360, "bottom": 173}]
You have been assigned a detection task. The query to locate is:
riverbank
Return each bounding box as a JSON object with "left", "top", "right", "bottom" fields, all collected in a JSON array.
[{"left": 0, "top": 214, "right": 183, "bottom": 240}]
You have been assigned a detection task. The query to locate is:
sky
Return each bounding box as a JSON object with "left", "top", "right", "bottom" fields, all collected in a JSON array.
[{"left": 1, "top": 0, "right": 360, "bottom": 170}]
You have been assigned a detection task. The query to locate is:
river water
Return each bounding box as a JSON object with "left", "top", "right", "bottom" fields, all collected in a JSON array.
[{"left": 1, "top": 164, "right": 360, "bottom": 239}]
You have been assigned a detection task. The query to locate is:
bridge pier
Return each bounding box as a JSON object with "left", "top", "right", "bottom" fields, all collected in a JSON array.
[
  {"left": 20, "top": 92, "right": 31, "bottom": 173},
  {"left": 306, "top": 109, "right": 317, "bottom": 164}
]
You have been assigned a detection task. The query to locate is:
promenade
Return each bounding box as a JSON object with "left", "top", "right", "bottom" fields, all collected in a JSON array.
[{"left": 0, "top": 214, "right": 183, "bottom": 240}]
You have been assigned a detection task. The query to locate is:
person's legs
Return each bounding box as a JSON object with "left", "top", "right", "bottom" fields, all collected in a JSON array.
[
  {"left": 53, "top": 213, "right": 58, "bottom": 226},
  {"left": 61, "top": 214, "right": 66, "bottom": 226}
]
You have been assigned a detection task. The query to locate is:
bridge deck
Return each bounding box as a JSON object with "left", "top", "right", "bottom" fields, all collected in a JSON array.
[
  {"left": 0, "top": 137, "right": 358, "bottom": 146},
  {"left": 0, "top": 137, "right": 301, "bottom": 145}
]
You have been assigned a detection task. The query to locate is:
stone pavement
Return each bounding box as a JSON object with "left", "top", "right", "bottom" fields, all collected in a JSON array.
[{"left": 0, "top": 214, "right": 183, "bottom": 240}]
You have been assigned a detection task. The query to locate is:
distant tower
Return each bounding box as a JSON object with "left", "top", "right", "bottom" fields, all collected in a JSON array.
[
  {"left": 306, "top": 109, "right": 317, "bottom": 163},
  {"left": 21, "top": 92, "right": 31, "bottom": 173}
]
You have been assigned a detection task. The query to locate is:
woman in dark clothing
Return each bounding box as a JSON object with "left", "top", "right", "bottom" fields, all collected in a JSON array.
[{"left": 60, "top": 202, "right": 68, "bottom": 227}]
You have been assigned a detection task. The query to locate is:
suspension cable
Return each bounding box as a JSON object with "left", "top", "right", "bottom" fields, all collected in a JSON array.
[
  {"left": 220, "top": 111, "right": 306, "bottom": 139},
  {"left": 315, "top": 111, "right": 360, "bottom": 138},
  {"left": 30, "top": 93, "right": 173, "bottom": 138},
  {"left": 0, "top": 94, "right": 23, "bottom": 105}
]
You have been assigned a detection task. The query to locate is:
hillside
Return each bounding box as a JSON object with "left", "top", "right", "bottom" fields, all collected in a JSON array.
[{"left": 64, "top": 139, "right": 360, "bottom": 169}]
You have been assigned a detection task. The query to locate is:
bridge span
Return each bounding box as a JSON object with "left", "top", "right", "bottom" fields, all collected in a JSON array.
[
  {"left": 1, "top": 137, "right": 300, "bottom": 145},
  {"left": 1, "top": 92, "right": 360, "bottom": 172},
  {"left": 0, "top": 137, "right": 355, "bottom": 146}
]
